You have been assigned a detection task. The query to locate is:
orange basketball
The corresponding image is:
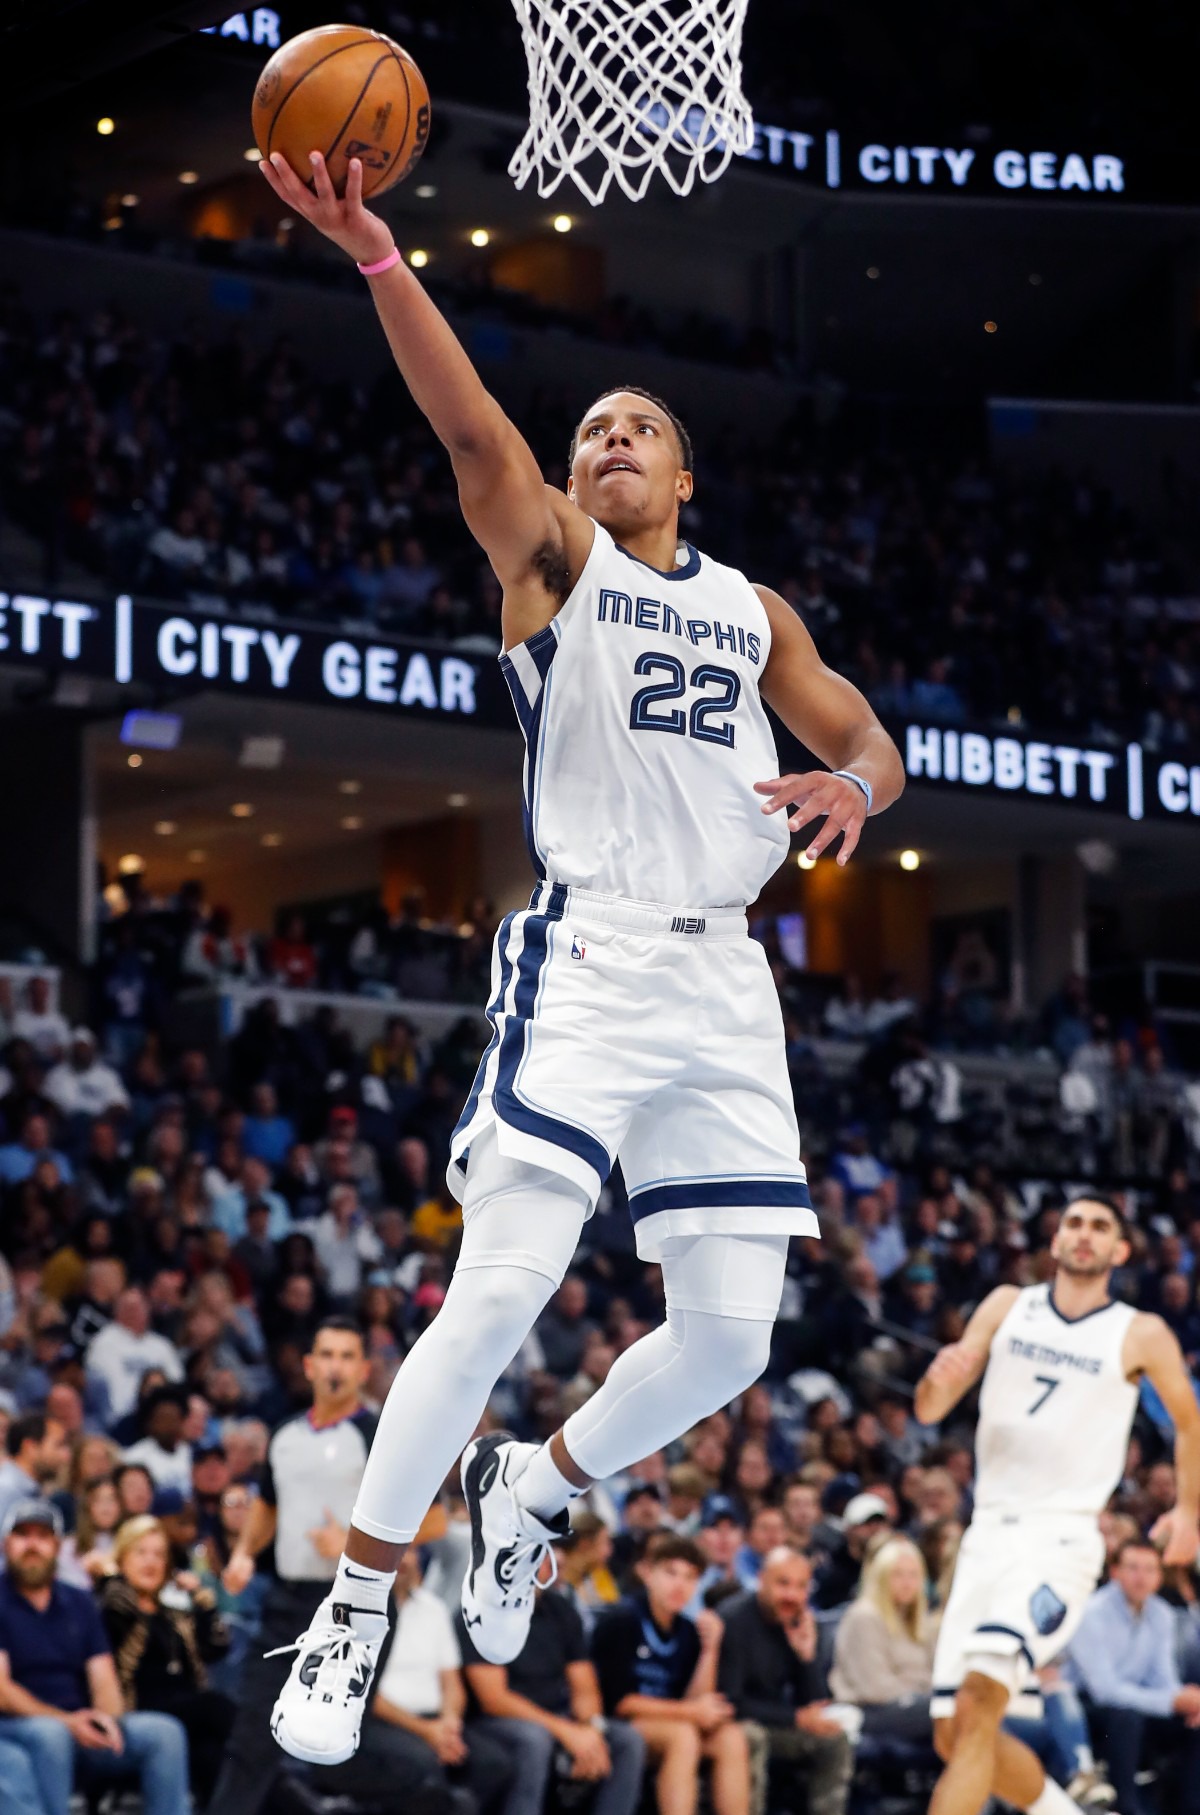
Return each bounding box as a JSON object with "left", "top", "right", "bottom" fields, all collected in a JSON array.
[{"left": 252, "top": 24, "right": 430, "bottom": 199}]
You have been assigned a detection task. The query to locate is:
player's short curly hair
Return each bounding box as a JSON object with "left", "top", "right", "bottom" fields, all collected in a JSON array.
[
  {"left": 568, "top": 385, "right": 693, "bottom": 472},
  {"left": 1063, "top": 1191, "right": 1129, "bottom": 1239}
]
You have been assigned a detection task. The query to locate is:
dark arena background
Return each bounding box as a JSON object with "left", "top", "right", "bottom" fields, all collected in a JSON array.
[{"left": 1, "top": 2, "right": 1199, "bottom": 1811}]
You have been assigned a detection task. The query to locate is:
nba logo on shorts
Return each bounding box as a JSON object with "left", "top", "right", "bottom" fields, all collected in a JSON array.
[
  {"left": 571, "top": 934, "right": 587, "bottom": 961},
  {"left": 1029, "top": 1584, "right": 1067, "bottom": 1636}
]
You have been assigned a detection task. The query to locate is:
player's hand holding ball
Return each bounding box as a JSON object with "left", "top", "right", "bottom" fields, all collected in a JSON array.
[{"left": 252, "top": 24, "right": 430, "bottom": 266}]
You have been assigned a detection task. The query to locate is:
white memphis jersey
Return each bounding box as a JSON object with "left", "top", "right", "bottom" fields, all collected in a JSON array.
[
  {"left": 974, "top": 1283, "right": 1139, "bottom": 1519},
  {"left": 499, "top": 518, "right": 790, "bottom": 907}
]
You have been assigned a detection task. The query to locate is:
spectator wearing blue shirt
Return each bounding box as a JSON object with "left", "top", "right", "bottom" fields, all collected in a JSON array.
[
  {"left": 0, "top": 1499, "right": 189, "bottom": 1815},
  {"left": 1067, "top": 1539, "right": 1200, "bottom": 1815},
  {"left": 0, "top": 1112, "right": 74, "bottom": 1189},
  {"left": 241, "top": 1083, "right": 296, "bottom": 1172},
  {"left": 210, "top": 1155, "right": 291, "bottom": 1243},
  {"left": 850, "top": 1192, "right": 908, "bottom": 1283},
  {"left": 828, "top": 1126, "right": 897, "bottom": 1215}
]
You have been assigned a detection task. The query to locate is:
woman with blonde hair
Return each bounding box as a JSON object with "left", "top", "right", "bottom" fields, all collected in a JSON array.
[
  {"left": 98, "top": 1515, "right": 233, "bottom": 1808},
  {"left": 830, "top": 1534, "right": 938, "bottom": 1744}
]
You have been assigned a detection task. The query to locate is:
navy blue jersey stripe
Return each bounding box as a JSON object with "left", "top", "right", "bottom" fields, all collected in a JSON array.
[
  {"left": 974, "top": 1624, "right": 1035, "bottom": 1671},
  {"left": 499, "top": 656, "right": 535, "bottom": 738},
  {"left": 451, "top": 910, "right": 519, "bottom": 1147},
  {"left": 628, "top": 1178, "right": 812, "bottom": 1221},
  {"left": 526, "top": 624, "right": 558, "bottom": 679},
  {"left": 492, "top": 902, "right": 610, "bottom": 1185}
]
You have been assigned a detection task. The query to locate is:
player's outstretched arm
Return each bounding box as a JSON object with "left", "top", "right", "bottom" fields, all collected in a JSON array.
[
  {"left": 1127, "top": 1313, "right": 1200, "bottom": 1566},
  {"left": 914, "top": 1286, "right": 1018, "bottom": 1426},
  {"left": 258, "top": 152, "right": 591, "bottom": 599},
  {"left": 752, "top": 590, "right": 905, "bottom": 865}
]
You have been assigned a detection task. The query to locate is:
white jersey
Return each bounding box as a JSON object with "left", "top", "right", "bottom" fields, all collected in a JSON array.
[
  {"left": 499, "top": 519, "right": 790, "bottom": 908},
  {"left": 974, "top": 1282, "right": 1139, "bottom": 1519}
]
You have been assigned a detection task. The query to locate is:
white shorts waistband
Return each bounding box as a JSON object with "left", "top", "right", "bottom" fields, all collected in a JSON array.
[{"left": 529, "top": 882, "right": 747, "bottom": 938}]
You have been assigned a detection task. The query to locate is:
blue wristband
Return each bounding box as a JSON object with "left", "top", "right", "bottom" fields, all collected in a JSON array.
[{"left": 832, "top": 769, "right": 873, "bottom": 814}]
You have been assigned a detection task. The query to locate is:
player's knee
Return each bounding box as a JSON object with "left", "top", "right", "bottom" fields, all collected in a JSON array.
[
  {"left": 441, "top": 1267, "right": 552, "bottom": 1373},
  {"left": 700, "top": 1314, "right": 773, "bottom": 1398},
  {"left": 954, "top": 1670, "right": 1009, "bottom": 1730}
]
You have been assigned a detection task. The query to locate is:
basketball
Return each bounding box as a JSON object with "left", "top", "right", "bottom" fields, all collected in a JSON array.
[{"left": 251, "top": 24, "right": 431, "bottom": 200}]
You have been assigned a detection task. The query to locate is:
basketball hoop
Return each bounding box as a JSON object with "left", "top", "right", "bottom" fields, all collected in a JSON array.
[{"left": 508, "top": 0, "right": 754, "bottom": 205}]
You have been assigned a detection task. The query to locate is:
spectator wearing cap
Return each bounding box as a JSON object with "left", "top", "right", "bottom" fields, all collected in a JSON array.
[
  {"left": 0, "top": 1415, "right": 72, "bottom": 1536},
  {"left": 121, "top": 1386, "right": 193, "bottom": 1495},
  {"left": 0, "top": 1497, "right": 190, "bottom": 1814},
  {"left": 812, "top": 1493, "right": 892, "bottom": 1612},
  {"left": 43, "top": 1029, "right": 131, "bottom": 1123},
  {"left": 610, "top": 1482, "right": 667, "bottom": 1589},
  {"left": 85, "top": 1286, "right": 184, "bottom": 1422},
  {"left": 0, "top": 1112, "right": 75, "bottom": 1189},
  {"left": 717, "top": 1545, "right": 853, "bottom": 1815},
  {"left": 689, "top": 1496, "right": 746, "bottom": 1612},
  {"left": 313, "top": 1104, "right": 382, "bottom": 1199}
]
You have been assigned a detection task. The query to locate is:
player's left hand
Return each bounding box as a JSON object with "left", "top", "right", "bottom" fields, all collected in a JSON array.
[
  {"left": 1151, "top": 1505, "right": 1200, "bottom": 1569},
  {"left": 754, "top": 771, "right": 867, "bottom": 864}
]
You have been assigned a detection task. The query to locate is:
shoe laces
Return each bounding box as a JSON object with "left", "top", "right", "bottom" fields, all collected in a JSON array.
[
  {"left": 265, "top": 1621, "right": 377, "bottom": 1703},
  {"left": 498, "top": 1534, "right": 558, "bottom": 1607}
]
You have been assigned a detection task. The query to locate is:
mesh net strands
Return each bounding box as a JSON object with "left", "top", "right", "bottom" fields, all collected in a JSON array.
[{"left": 508, "top": 0, "right": 754, "bottom": 205}]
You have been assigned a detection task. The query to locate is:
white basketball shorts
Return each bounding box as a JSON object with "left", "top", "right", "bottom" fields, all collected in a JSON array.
[
  {"left": 448, "top": 881, "right": 817, "bottom": 1261},
  {"left": 930, "top": 1511, "right": 1106, "bottom": 1719}
]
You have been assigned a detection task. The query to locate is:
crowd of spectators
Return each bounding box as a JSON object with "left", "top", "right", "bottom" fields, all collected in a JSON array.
[
  {"left": 3, "top": 287, "right": 1198, "bottom": 748},
  {"left": 0, "top": 879, "right": 1198, "bottom": 1807}
]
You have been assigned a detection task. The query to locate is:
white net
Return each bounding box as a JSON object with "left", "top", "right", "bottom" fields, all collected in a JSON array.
[{"left": 508, "top": 0, "right": 754, "bottom": 205}]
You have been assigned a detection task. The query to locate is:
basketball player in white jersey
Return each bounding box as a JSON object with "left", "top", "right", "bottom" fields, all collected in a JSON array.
[
  {"left": 915, "top": 1192, "right": 1200, "bottom": 1815},
  {"left": 254, "top": 150, "right": 905, "bottom": 1767}
]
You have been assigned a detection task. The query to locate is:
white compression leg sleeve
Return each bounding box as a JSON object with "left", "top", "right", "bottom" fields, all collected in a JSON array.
[
  {"left": 352, "top": 1130, "right": 589, "bottom": 1544},
  {"left": 554, "top": 1232, "right": 789, "bottom": 1486}
]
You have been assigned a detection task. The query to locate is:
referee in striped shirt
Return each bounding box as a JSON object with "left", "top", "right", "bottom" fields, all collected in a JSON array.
[{"left": 212, "top": 1315, "right": 442, "bottom": 1815}]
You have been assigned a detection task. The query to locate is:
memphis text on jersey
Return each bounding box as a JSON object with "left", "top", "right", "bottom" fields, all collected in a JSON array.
[
  {"left": 597, "top": 589, "right": 763, "bottom": 665},
  {"left": 1007, "top": 1336, "right": 1103, "bottom": 1375}
]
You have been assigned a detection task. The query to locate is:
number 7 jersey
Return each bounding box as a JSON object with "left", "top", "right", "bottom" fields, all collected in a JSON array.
[
  {"left": 975, "top": 1283, "right": 1139, "bottom": 1519},
  {"left": 500, "top": 518, "right": 790, "bottom": 908}
]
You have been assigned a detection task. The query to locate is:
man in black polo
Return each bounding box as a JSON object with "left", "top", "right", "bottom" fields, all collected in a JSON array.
[
  {"left": 717, "top": 1544, "right": 852, "bottom": 1815},
  {"left": 213, "top": 1316, "right": 383, "bottom": 1815}
]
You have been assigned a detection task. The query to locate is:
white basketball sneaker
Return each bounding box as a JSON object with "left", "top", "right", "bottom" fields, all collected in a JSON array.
[
  {"left": 267, "top": 1600, "right": 385, "bottom": 1766},
  {"left": 460, "top": 1431, "right": 568, "bottom": 1665}
]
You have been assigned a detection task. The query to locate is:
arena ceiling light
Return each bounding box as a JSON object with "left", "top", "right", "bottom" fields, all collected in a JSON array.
[
  {"left": 447, "top": 792, "right": 468, "bottom": 808},
  {"left": 96, "top": 117, "right": 115, "bottom": 135},
  {"left": 340, "top": 815, "right": 363, "bottom": 831},
  {"left": 179, "top": 171, "right": 199, "bottom": 185},
  {"left": 153, "top": 820, "right": 177, "bottom": 836},
  {"left": 899, "top": 849, "right": 921, "bottom": 871},
  {"left": 415, "top": 183, "right": 437, "bottom": 198},
  {"left": 261, "top": 833, "right": 283, "bottom": 848},
  {"left": 118, "top": 853, "right": 144, "bottom": 875},
  {"left": 230, "top": 802, "right": 255, "bottom": 818},
  {"left": 240, "top": 734, "right": 285, "bottom": 768},
  {"left": 553, "top": 214, "right": 572, "bottom": 233},
  {"left": 470, "top": 228, "right": 490, "bottom": 247},
  {"left": 409, "top": 249, "right": 430, "bottom": 268},
  {"left": 796, "top": 852, "right": 816, "bottom": 871},
  {"left": 187, "top": 849, "right": 205, "bottom": 864}
]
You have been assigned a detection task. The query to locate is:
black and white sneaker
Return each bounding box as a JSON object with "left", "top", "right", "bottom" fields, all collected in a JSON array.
[
  {"left": 460, "top": 1432, "right": 568, "bottom": 1665},
  {"left": 268, "top": 1601, "right": 383, "bottom": 1766}
]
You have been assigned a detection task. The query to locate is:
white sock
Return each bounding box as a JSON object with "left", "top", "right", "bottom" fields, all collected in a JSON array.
[
  {"left": 330, "top": 1554, "right": 393, "bottom": 1640},
  {"left": 514, "top": 1442, "right": 584, "bottom": 1523},
  {"left": 1027, "top": 1778, "right": 1077, "bottom": 1815}
]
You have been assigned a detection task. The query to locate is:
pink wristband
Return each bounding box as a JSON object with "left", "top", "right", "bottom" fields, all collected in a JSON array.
[{"left": 357, "top": 247, "right": 402, "bottom": 276}]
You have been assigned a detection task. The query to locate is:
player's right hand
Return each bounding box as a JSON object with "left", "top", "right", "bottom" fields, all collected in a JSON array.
[
  {"left": 927, "top": 1342, "right": 984, "bottom": 1387},
  {"left": 221, "top": 1550, "right": 255, "bottom": 1595},
  {"left": 259, "top": 150, "right": 396, "bottom": 268}
]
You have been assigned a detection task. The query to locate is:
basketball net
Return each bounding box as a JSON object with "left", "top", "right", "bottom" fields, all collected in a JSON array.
[{"left": 508, "top": 0, "right": 754, "bottom": 205}]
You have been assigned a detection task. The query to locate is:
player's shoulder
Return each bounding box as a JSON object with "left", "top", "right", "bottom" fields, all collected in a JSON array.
[
  {"left": 981, "top": 1282, "right": 1025, "bottom": 1323},
  {"left": 1122, "top": 1306, "right": 1178, "bottom": 1362}
]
